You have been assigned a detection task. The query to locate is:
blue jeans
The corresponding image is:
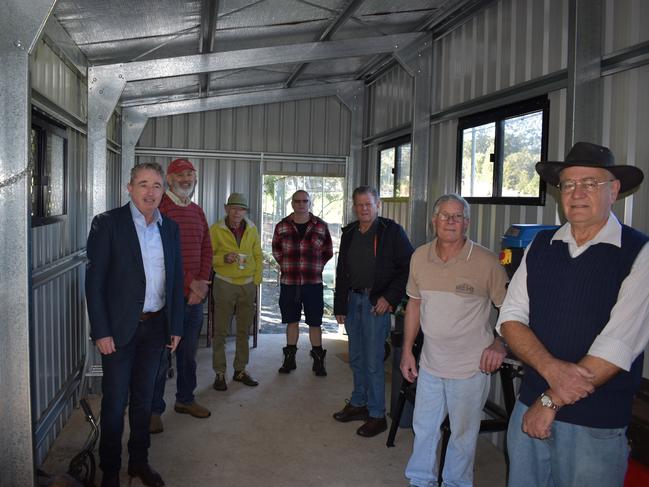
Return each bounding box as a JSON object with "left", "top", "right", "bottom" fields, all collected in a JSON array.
[
  {"left": 344, "top": 292, "right": 391, "bottom": 418},
  {"left": 507, "top": 400, "right": 629, "bottom": 487},
  {"left": 99, "top": 314, "right": 166, "bottom": 474},
  {"left": 406, "top": 368, "right": 490, "bottom": 487},
  {"left": 152, "top": 302, "right": 204, "bottom": 413}
]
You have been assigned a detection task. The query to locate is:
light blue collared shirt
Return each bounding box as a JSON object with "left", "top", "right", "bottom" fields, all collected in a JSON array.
[{"left": 129, "top": 202, "right": 166, "bottom": 312}]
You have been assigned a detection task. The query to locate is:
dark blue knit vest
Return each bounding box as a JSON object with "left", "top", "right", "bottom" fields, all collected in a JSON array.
[{"left": 519, "top": 225, "right": 648, "bottom": 428}]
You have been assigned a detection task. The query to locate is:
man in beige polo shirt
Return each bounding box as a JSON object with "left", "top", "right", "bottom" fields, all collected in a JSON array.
[{"left": 400, "top": 193, "right": 509, "bottom": 487}]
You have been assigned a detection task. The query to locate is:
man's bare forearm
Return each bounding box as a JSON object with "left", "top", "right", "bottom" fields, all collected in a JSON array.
[
  {"left": 500, "top": 321, "right": 555, "bottom": 375},
  {"left": 402, "top": 299, "right": 421, "bottom": 352}
]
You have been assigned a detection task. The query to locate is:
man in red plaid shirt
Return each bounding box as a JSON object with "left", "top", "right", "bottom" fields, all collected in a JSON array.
[{"left": 272, "top": 190, "right": 333, "bottom": 376}]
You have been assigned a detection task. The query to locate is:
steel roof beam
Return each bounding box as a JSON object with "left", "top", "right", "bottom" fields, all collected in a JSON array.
[
  {"left": 129, "top": 81, "right": 362, "bottom": 118},
  {"left": 198, "top": 0, "right": 220, "bottom": 96},
  {"left": 285, "top": 0, "right": 366, "bottom": 88},
  {"left": 91, "top": 33, "right": 421, "bottom": 82}
]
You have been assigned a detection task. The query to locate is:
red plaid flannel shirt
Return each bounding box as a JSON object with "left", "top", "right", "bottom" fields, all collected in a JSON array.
[{"left": 272, "top": 214, "right": 333, "bottom": 285}]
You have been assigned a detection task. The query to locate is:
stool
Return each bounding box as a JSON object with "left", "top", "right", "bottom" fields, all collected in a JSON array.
[{"left": 386, "top": 353, "right": 523, "bottom": 483}]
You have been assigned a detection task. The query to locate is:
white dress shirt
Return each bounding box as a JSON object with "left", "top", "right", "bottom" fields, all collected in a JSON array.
[
  {"left": 130, "top": 202, "right": 166, "bottom": 312},
  {"left": 497, "top": 213, "right": 649, "bottom": 371}
]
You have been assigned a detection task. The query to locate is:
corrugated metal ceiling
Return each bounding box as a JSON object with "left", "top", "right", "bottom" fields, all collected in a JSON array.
[{"left": 53, "top": 0, "right": 475, "bottom": 107}]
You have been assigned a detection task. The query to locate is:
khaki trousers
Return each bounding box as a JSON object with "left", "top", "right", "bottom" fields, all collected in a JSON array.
[{"left": 212, "top": 279, "right": 256, "bottom": 374}]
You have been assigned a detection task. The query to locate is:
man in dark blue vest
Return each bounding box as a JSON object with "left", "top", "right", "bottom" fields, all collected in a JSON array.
[{"left": 498, "top": 142, "right": 649, "bottom": 487}]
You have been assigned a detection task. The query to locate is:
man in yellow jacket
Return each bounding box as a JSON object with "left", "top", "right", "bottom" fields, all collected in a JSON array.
[{"left": 210, "top": 193, "right": 262, "bottom": 390}]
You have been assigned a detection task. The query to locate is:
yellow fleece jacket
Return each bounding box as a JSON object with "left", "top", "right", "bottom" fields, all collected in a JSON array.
[{"left": 209, "top": 217, "right": 262, "bottom": 285}]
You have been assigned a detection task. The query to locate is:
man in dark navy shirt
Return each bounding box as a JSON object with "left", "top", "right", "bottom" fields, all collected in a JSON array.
[{"left": 333, "top": 186, "right": 413, "bottom": 438}]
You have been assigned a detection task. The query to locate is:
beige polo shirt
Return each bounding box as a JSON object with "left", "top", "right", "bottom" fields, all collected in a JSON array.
[{"left": 407, "top": 238, "right": 508, "bottom": 379}]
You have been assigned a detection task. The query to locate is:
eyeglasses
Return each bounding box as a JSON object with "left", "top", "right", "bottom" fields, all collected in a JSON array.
[
  {"left": 292, "top": 199, "right": 309, "bottom": 203},
  {"left": 437, "top": 212, "right": 466, "bottom": 223},
  {"left": 557, "top": 178, "right": 616, "bottom": 194}
]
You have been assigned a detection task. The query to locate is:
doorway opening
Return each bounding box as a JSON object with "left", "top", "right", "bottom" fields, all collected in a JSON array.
[{"left": 260, "top": 175, "right": 345, "bottom": 334}]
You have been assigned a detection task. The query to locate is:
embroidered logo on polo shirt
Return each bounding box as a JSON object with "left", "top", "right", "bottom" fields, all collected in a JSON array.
[{"left": 455, "top": 282, "right": 475, "bottom": 295}]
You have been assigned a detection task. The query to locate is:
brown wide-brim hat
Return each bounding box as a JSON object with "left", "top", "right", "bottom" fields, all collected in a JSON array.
[{"left": 535, "top": 142, "right": 644, "bottom": 194}]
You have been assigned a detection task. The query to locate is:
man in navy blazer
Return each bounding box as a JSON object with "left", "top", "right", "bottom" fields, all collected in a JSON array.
[{"left": 86, "top": 162, "right": 184, "bottom": 487}]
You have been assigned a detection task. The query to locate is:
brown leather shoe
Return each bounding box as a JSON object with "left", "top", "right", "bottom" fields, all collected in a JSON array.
[
  {"left": 149, "top": 414, "right": 163, "bottom": 434},
  {"left": 127, "top": 463, "right": 165, "bottom": 487},
  {"left": 233, "top": 370, "right": 259, "bottom": 386},
  {"left": 213, "top": 372, "right": 227, "bottom": 391},
  {"left": 333, "top": 403, "right": 369, "bottom": 422},
  {"left": 356, "top": 416, "right": 388, "bottom": 437},
  {"left": 174, "top": 401, "right": 211, "bottom": 418}
]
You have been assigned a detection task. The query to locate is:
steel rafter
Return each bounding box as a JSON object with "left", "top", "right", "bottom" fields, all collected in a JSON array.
[{"left": 285, "top": 0, "right": 366, "bottom": 88}]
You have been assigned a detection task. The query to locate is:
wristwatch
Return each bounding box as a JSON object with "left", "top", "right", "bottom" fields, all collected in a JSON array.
[{"left": 540, "top": 392, "right": 560, "bottom": 411}]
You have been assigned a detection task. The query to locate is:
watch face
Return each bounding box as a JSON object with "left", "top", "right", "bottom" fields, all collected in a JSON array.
[{"left": 541, "top": 395, "right": 551, "bottom": 407}]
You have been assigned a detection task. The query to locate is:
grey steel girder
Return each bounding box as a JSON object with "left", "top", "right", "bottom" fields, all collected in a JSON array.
[
  {"left": 131, "top": 81, "right": 363, "bottom": 118},
  {"left": 87, "top": 65, "right": 126, "bottom": 224},
  {"left": 91, "top": 33, "right": 423, "bottom": 83},
  {"left": 338, "top": 82, "right": 365, "bottom": 222},
  {"left": 120, "top": 108, "right": 149, "bottom": 204},
  {"left": 565, "top": 0, "right": 603, "bottom": 148},
  {"left": 0, "top": 2, "right": 57, "bottom": 485},
  {"left": 396, "top": 34, "right": 433, "bottom": 247},
  {"left": 284, "top": 0, "right": 367, "bottom": 88}
]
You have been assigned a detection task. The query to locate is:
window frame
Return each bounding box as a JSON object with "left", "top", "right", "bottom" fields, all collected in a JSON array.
[
  {"left": 377, "top": 135, "right": 412, "bottom": 200},
  {"left": 31, "top": 111, "right": 68, "bottom": 227},
  {"left": 455, "top": 96, "right": 550, "bottom": 206}
]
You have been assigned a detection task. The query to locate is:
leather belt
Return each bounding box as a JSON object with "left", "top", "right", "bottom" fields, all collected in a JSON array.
[
  {"left": 139, "top": 309, "right": 163, "bottom": 322},
  {"left": 350, "top": 288, "right": 371, "bottom": 294}
]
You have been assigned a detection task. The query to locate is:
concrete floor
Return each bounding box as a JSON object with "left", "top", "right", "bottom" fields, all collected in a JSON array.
[{"left": 42, "top": 332, "right": 507, "bottom": 486}]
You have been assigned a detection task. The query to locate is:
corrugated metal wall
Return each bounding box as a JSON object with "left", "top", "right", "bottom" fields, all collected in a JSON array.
[
  {"left": 433, "top": 0, "right": 568, "bottom": 111},
  {"left": 138, "top": 97, "right": 350, "bottom": 227},
  {"left": 367, "top": 63, "right": 413, "bottom": 137},
  {"left": 29, "top": 39, "right": 91, "bottom": 465},
  {"left": 605, "top": 0, "right": 649, "bottom": 51},
  {"left": 30, "top": 38, "right": 87, "bottom": 122}
]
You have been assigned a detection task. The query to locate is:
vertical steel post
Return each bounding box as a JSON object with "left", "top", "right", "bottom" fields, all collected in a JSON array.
[
  {"left": 396, "top": 34, "right": 433, "bottom": 247},
  {"left": 338, "top": 82, "right": 365, "bottom": 222},
  {"left": 565, "top": 0, "right": 603, "bottom": 148},
  {"left": 0, "top": 1, "right": 57, "bottom": 485}
]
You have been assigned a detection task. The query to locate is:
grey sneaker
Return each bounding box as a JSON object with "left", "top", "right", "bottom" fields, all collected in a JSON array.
[{"left": 213, "top": 372, "right": 227, "bottom": 391}]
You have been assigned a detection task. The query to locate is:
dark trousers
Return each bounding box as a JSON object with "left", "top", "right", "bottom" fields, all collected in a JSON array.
[
  {"left": 99, "top": 314, "right": 166, "bottom": 474},
  {"left": 152, "top": 301, "right": 204, "bottom": 412}
]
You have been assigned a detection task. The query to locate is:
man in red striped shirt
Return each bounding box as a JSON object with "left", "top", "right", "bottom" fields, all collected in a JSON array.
[
  {"left": 272, "top": 190, "right": 333, "bottom": 376},
  {"left": 150, "top": 158, "right": 213, "bottom": 433}
]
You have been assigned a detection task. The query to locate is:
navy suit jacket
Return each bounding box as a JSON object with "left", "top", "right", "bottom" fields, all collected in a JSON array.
[{"left": 85, "top": 203, "right": 184, "bottom": 347}]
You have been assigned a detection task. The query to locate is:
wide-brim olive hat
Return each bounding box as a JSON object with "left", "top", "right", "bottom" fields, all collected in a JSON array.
[
  {"left": 535, "top": 142, "right": 644, "bottom": 194},
  {"left": 226, "top": 192, "right": 249, "bottom": 209}
]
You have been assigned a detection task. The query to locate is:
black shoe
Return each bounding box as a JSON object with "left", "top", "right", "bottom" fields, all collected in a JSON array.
[
  {"left": 310, "top": 348, "right": 327, "bottom": 376},
  {"left": 278, "top": 346, "right": 297, "bottom": 374},
  {"left": 213, "top": 372, "right": 227, "bottom": 391},
  {"left": 356, "top": 416, "right": 388, "bottom": 438},
  {"left": 233, "top": 370, "right": 259, "bottom": 386},
  {"left": 333, "top": 402, "right": 369, "bottom": 422},
  {"left": 127, "top": 463, "right": 165, "bottom": 487},
  {"left": 101, "top": 472, "right": 120, "bottom": 487}
]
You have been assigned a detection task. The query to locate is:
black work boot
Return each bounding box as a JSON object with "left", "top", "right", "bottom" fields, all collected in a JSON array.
[
  {"left": 310, "top": 348, "right": 327, "bottom": 376},
  {"left": 278, "top": 346, "right": 297, "bottom": 374}
]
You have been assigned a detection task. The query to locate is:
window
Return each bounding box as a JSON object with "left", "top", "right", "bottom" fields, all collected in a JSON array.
[
  {"left": 378, "top": 136, "right": 411, "bottom": 198},
  {"left": 456, "top": 97, "right": 549, "bottom": 205},
  {"left": 31, "top": 113, "right": 68, "bottom": 225}
]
